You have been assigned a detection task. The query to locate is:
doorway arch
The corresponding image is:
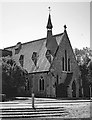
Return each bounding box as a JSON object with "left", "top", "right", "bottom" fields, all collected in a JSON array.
[{"left": 72, "top": 81, "right": 76, "bottom": 97}]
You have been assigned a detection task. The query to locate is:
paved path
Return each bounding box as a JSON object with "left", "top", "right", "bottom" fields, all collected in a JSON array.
[{"left": 0, "top": 97, "right": 92, "bottom": 119}]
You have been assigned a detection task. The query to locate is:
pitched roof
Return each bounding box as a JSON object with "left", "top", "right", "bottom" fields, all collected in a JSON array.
[
  {"left": 33, "top": 33, "right": 64, "bottom": 73},
  {"left": 5, "top": 33, "right": 64, "bottom": 73}
]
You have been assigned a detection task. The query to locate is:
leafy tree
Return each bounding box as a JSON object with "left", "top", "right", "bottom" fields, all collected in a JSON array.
[
  {"left": 74, "top": 47, "right": 92, "bottom": 98},
  {"left": 87, "top": 61, "right": 92, "bottom": 85},
  {"left": 1, "top": 57, "right": 28, "bottom": 97}
]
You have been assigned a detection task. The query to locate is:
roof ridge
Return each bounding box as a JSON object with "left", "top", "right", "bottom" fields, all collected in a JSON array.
[{"left": 4, "top": 33, "right": 63, "bottom": 49}]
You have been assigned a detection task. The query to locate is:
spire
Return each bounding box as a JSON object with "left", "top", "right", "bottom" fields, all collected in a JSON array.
[
  {"left": 46, "top": 7, "right": 53, "bottom": 30},
  {"left": 46, "top": 7, "right": 58, "bottom": 57}
]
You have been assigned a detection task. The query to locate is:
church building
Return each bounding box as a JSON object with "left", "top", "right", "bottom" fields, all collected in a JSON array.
[{"left": 4, "top": 11, "right": 81, "bottom": 98}]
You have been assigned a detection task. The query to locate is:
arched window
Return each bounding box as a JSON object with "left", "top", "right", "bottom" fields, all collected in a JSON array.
[
  {"left": 68, "top": 58, "right": 70, "bottom": 71},
  {"left": 72, "top": 81, "right": 76, "bottom": 97},
  {"left": 31, "top": 52, "right": 38, "bottom": 66},
  {"left": 62, "top": 57, "right": 64, "bottom": 71},
  {"left": 39, "top": 76, "right": 44, "bottom": 91},
  {"left": 19, "top": 55, "right": 24, "bottom": 67},
  {"left": 65, "top": 50, "right": 67, "bottom": 71}
]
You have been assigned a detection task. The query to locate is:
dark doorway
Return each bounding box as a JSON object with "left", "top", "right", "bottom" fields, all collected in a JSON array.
[
  {"left": 72, "top": 81, "right": 76, "bottom": 97},
  {"left": 56, "top": 83, "right": 67, "bottom": 98}
]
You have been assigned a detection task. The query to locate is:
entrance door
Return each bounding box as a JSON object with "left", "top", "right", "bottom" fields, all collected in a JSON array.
[
  {"left": 72, "top": 81, "right": 76, "bottom": 97},
  {"left": 56, "top": 83, "right": 67, "bottom": 98}
]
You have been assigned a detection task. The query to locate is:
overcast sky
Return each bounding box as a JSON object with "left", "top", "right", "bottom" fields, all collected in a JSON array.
[{"left": 0, "top": 1, "right": 90, "bottom": 49}]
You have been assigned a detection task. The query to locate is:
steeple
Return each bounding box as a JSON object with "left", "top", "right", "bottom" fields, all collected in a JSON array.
[
  {"left": 46, "top": 7, "right": 53, "bottom": 30},
  {"left": 46, "top": 7, "right": 58, "bottom": 57}
]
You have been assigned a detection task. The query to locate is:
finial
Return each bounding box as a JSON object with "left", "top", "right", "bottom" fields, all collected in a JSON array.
[
  {"left": 46, "top": 7, "right": 53, "bottom": 29},
  {"left": 64, "top": 25, "right": 67, "bottom": 31},
  {"left": 48, "top": 7, "right": 51, "bottom": 14}
]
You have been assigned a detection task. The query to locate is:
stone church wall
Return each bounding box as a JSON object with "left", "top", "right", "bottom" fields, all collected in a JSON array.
[{"left": 50, "top": 33, "right": 80, "bottom": 98}]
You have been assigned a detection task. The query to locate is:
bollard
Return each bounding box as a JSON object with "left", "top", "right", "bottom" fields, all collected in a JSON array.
[{"left": 32, "top": 93, "right": 34, "bottom": 108}]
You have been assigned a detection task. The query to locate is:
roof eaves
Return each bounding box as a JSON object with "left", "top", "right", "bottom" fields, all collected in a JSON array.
[{"left": 29, "top": 70, "right": 49, "bottom": 74}]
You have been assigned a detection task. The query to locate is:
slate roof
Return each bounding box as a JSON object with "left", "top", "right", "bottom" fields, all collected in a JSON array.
[
  {"left": 5, "top": 33, "right": 64, "bottom": 73},
  {"left": 30, "top": 33, "right": 64, "bottom": 73}
]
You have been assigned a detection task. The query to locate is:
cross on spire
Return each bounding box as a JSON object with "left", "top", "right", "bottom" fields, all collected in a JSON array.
[
  {"left": 64, "top": 25, "right": 67, "bottom": 30},
  {"left": 48, "top": 7, "right": 51, "bottom": 14}
]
